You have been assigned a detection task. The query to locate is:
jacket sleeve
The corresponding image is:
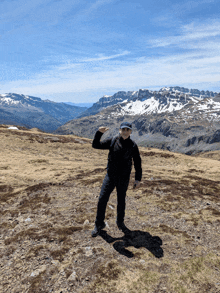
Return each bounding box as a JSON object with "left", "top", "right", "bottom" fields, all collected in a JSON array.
[
  {"left": 92, "top": 131, "right": 112, "bottom": 149},
  {"left": 133, "top": 144, "right": 142, "bottom": 181}
]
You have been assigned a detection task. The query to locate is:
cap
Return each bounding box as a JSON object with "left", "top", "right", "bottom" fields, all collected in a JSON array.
[{"left": 120, "top": 122, "right": 132, "bottom": 129}]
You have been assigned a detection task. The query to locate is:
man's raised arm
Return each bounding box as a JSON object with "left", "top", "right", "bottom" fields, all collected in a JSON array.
[{"left": 92, "top": 127, "right": 111, "bottom": 149}]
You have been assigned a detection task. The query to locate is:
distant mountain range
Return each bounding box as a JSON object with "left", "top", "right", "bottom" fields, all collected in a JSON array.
[
  {"left": 1, "top": 87, "right": 220, "bottom": 154},
  {"left": 56, "top": 86, "right": 220, "bottom": 155},
  {"left": 0, "top": 93, "right": 87, "bottom": 132},
  {"left": 64, "top": 102, "right": 94, "bottom": 108}
]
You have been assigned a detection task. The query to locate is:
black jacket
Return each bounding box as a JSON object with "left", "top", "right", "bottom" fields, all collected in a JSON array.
[{"left": 92, "top": 131, "right": 142, "bottom": 181}]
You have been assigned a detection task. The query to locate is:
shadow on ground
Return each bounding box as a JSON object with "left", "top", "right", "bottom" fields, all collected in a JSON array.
[{"left": 100, "top": 229, "right": 163, "bottom": 258}]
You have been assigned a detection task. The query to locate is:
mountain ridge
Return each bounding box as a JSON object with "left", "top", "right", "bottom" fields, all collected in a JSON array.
[
  {"left": 0, "top": 93, "right": 87, "bottom": 132},
  {"left": 56, "top": 86, "right": 220, "bottom": 155},
  {"left": 78, "top": 86, "right": 218, "bottom": 118}
]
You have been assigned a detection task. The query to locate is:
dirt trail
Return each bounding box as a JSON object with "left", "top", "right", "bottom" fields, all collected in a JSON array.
[{"left": 1, "top": 126, "right": 220, "bottom": 293}]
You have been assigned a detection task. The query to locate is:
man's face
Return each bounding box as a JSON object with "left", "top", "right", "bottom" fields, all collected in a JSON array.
[{"left": 119, "top": 127, "right": 132, "bottom": 140}]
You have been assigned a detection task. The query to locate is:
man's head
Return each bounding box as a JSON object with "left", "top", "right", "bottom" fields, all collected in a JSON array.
[{"left": 119, "top": 122, "right": 132, "bottom": 140}]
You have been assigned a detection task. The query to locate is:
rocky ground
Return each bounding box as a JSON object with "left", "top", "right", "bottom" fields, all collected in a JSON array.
[{"left": 1, "top": 125, "right": 220, "bottom": 293}]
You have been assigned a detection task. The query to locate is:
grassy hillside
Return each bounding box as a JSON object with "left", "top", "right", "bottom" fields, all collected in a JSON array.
[{"left": 1, "top": 125, "right": 220, "bottom": 293}]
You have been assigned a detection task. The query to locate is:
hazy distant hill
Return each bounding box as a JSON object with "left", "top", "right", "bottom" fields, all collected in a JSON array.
[
  {"left": 0, "top": 93, "right": 87, "bottom": 132},
  {"left": 64, "top": 102, "right": 94, "bottom": 108},
  {"left": 56, "top": 87, "right": 220, "bottom": 154}
]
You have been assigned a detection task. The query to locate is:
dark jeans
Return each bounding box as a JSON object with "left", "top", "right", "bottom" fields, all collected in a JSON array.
[{"left": 95, "top": 173, "right": 130, "bottom": 227}]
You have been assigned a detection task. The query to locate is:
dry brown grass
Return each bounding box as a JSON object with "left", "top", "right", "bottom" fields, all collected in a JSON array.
[{"left": 1, "top": 126, "right": 220, "bottom": 293}]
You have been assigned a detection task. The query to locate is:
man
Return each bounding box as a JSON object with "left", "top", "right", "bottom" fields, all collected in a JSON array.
[{"left": 91, "top": 122, "right": 142, "bottom": 237}]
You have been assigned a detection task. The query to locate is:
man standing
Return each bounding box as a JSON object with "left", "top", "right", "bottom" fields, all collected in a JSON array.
[{"left": 91, "top": 122, "right": 142, "bottom": 237}]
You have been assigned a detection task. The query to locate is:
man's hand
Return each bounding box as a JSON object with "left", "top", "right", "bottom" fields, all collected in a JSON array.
[
  {"left": 99, "top": 126, "right": 109, "bottom": 133},
  {"left": 133, "top": 180, "right": 140, "bottom": 189}
]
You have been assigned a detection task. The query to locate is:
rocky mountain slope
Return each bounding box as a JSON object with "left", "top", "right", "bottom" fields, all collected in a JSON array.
[
  {"left": 56, "top": 87, "right": 220, "bottom": 155},
  {"left": 1, "top": 126, "right": 220, "bottom": 293},
  {"left": 77, "top": 91, "right": 138, "bottom": 118},
  {"left": 0, "top": 93, "right": 87, "bottom": 132},
  {"left": 77, "top": 86, "right": 217, "bottom": 118}
]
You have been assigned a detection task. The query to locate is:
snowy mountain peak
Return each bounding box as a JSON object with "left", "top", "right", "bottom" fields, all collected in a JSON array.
[
  {"left": 159, "top": 86, "right": 218, "bottom": 98},
  {"left": 0, "top": 93, "right": 41, "bottom": 105},
  {"left": 0, "top": 96, "right": 20, "bottom": 106},
  {"left": 105, "top": 88, "right": 220, "bottom": 119}
]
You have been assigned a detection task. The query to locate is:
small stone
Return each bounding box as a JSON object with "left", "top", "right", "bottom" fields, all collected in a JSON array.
[
  {"left": 83, "top": 220, "right": 89, "bottom": 225},
  {"left": 51, "top": 260, "right": 60, "bottom": 265},
  {"left": 139, "top": 260, "right": 145, "bottom": 264},
  {"left": 85, "top": 247, "right": 93, "bottom": 257},
  {"left": 25, "top": 218, "right": 31, "bottom": 222},
  {"left": 30, "top": 266, "right": 46, "bottom": 277},
  {"left": 105, "top": 221, "right": 109, "bottom": 228},
  {"left": 68, "top": 271, "right": 77, "bottom": 281},
  {"left": 31, "top": 272, "right": 37, "bottom": 277}
]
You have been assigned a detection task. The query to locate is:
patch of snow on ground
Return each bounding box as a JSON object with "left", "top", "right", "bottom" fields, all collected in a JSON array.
[
  {"left": 122, "top": 98, "right": 159, "bottom": 115},
  {"left": 164, "top": 98, "right": 185, "bottom": 112},
  {"left": 197, "top": 99, "right": 220, "bottom": 111},
  {"left": 8, "top": 127, "right": 19, "bottom": 130},
  {"left": 121, "top": 97, "right": 187, "bottom": 115},
  {"left": 190, "top": 97, "right": 200, "bottom": 103}
]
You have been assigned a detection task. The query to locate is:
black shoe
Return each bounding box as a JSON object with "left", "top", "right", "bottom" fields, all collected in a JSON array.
[
  {"left": 116, "top": 221, "right": 128, "bottom": 232},
  {"left": 91, "top": 223, "right": 106, "bottom": 237}
]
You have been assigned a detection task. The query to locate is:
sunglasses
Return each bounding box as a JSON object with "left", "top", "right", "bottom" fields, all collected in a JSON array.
[{"left": 121, "top": 128, "right": 132, "bottom": 131}]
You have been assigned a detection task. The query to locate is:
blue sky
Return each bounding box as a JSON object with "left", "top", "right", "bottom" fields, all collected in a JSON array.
[{"left": 1, "top": 0, "right": 220, "bottom": 103}]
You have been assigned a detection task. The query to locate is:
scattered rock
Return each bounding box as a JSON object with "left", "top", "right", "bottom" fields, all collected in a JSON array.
[
  {"left": 83, "top": 220, "right": 89, "bottom": 225},
  {"left": 52, "top": 260, "right": 60, "bottom": 266},
  {"left": 83, "top": 219, "right": 90, "bottom": 230},
  {"left": 30, "top": 265, "right": 46, "bottom": 277},
  {"left": 105, "top": 221, "right": 110, "bottom": 228},
  {"left": 68, "top": 271, "right": 77, "bottom": 281},
  {"left": 85, "top": 247, "right": 93, "bottom": 257}
]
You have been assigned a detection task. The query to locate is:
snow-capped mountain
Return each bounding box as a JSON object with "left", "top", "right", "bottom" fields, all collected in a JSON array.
[
  {"left": 0, "top": 93, "right": 87, "bottom": 132},
  {"left": 56, "top": 86, "right": 220, "bottom": 155},
  {"left": 111, "top": 94, "right": 220, "bottom": 119},
  {"left": 0, "top": 95, "right": 21, "bottom": 106},
  {"left": 77, "top": 87, "right": 218, "bottom": 119},
  {"left": 78, "top": 90, "right": 138, "bottom": 118}
]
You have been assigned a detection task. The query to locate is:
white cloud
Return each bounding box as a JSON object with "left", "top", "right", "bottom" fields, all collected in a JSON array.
[
  {"left": 1, "top": 5, "right": 220, "bottom": 102},
  {"left": 2, "top": 47, "right": 220, "bottom": 100},
  {"left": 81, "top": 51, "right": 130, "bottom": 62},
  {"left": 149, "top": 20, "right": 220, "bottom": 48}
]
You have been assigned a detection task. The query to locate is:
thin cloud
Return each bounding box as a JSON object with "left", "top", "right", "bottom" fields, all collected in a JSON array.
[
  {"left": 149, "top": 20, "right": 220, "bottom": 48},
  {"left": 2, "top": 48, "right": 220, "bottom": 98},
  {"left": 81, "top": 51, "right": 130, "bottom": 62},
  {"left": 69, "top": 0, "right": 115, "bottom": 24},
  {"left": 1, "top": 0, "right": 220, "bottom": 101}
]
